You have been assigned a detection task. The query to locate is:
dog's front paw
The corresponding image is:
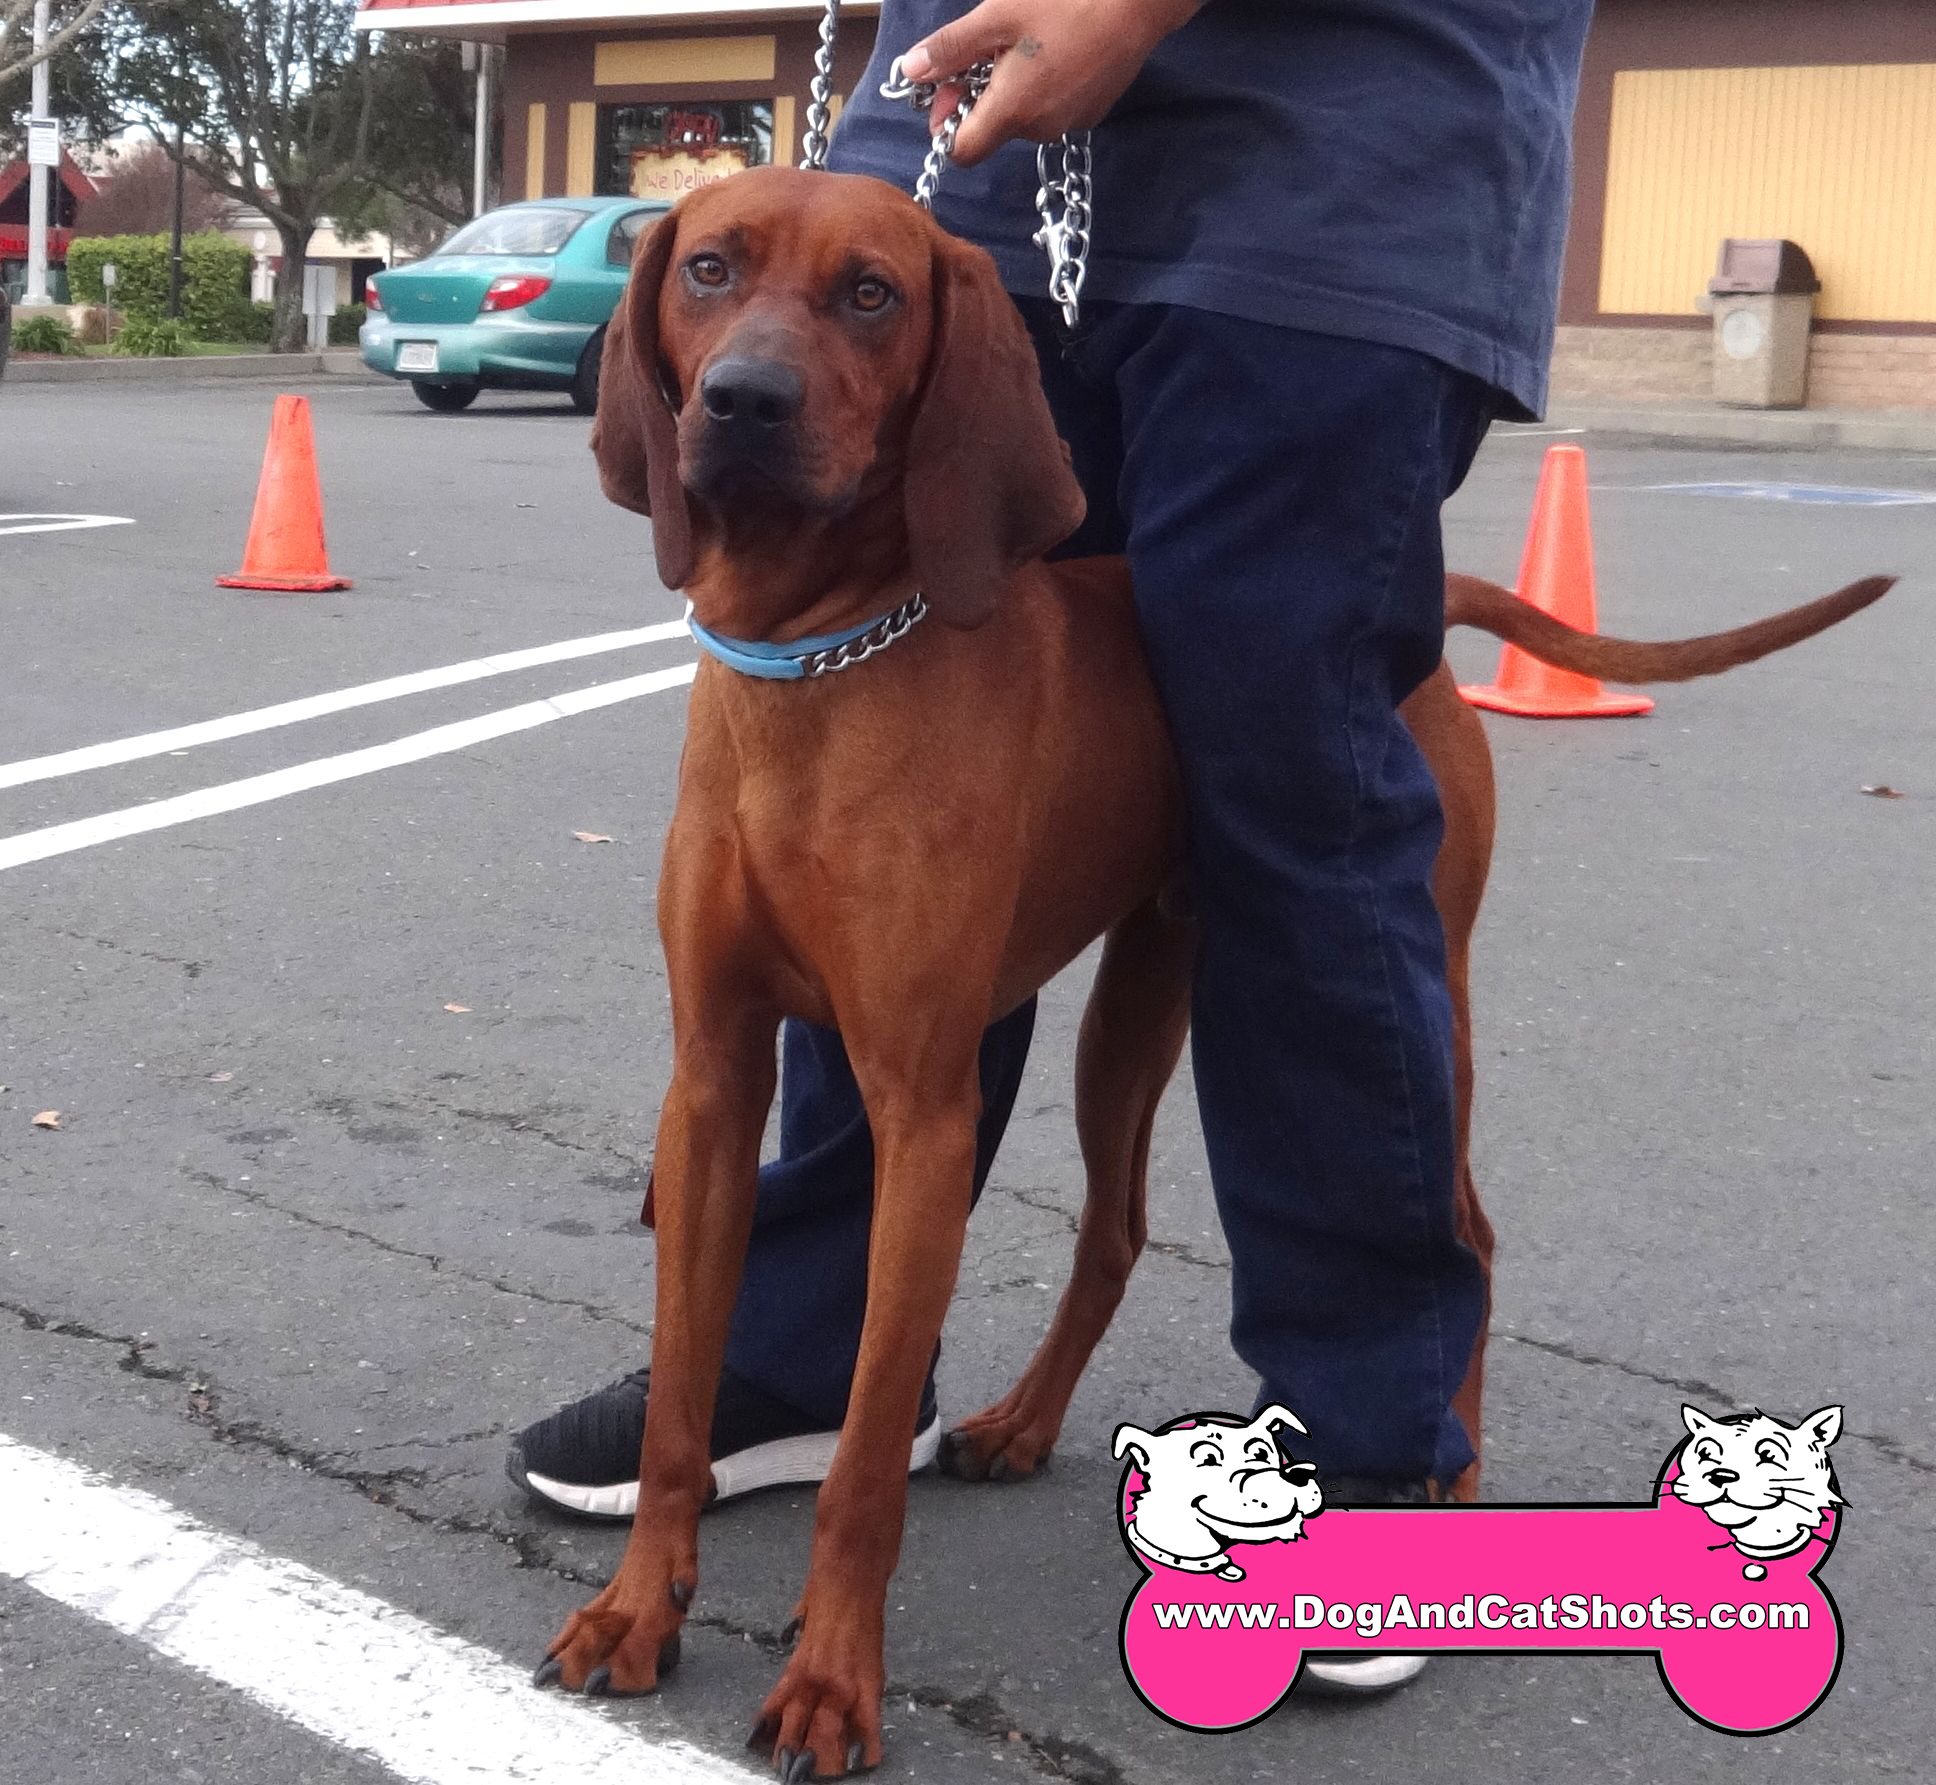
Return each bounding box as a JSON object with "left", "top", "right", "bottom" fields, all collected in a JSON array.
[
  {"left": 751, "top": 1625, "right": 884, "bottom": 1778},
  {"left": 538, "top": 1572, "right": 692, "bottom": 1696}
]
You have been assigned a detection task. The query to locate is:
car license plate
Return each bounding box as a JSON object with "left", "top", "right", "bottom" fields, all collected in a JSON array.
[{"left": 397, "top": 342, "right": 438, "bottom": 373}]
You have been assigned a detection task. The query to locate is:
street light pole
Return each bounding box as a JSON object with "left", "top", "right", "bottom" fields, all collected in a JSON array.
[
  {"left": 469, "top": 43, "right": 492, "bottom": 217},
  {"left": 167, "top": 125, "right": 187, "bottom": 319},
  {"left": 24, "top": 0, "right": 52, "bottom": 306}
]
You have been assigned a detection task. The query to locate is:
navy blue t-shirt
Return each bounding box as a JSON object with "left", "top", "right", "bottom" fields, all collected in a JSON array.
[{"left": 829, "top": 0, "right": 1593, "bottom": 419}]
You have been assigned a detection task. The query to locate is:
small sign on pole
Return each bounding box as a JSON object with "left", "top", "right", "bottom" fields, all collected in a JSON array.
[
  {"left": 101, "top": 262, "right": 117, "bottom": 289},
  {"left": 26, "top": 117, "right": 59, "bottom": 168}
]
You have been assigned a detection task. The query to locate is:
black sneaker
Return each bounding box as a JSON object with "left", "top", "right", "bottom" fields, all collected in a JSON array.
[
  {"left": 507, "top": 1365, "right": 942, "bottom": 1520},
  {"left": 1298, "top": 1476, "right": 1432, "bottom": 1696}
]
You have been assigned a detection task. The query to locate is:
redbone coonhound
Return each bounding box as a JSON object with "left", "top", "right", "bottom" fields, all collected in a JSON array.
[{"left": 536, "top": 166, "right": 1889, "bottom": 1777}]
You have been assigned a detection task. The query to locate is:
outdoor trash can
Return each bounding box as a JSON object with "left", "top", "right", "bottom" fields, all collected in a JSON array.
[{"left": 1707, "top": 238, "right": 1820, "bottom": 410}]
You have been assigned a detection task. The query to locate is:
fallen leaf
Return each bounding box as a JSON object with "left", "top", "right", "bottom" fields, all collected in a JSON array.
[
  {"left": 206, "top": 1071, "right": 234, "bottom": 1083},
  {"left": 572, "top": 830, "right": 614, "bottom": 844},
  {"left": 444, "top": 1002, "right": 472, "bottom": 1014},
  {"left": 1860, "top": 784, "right": 1906, "bottom": 799},
  {"left": 31, "top": 1110, "right": 61, "bottom": 1130}
]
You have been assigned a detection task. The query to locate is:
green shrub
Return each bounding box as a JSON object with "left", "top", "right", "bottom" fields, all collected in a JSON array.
[
  {"left": 111, "top": 316, "right": 195, "bottom": 358},
  {"left": 328, "top": 302, "right": 366, "bottom": 346},
  {"left": 67, "top": 234, "right": 169, "bottom": 315},
  {"left": 239, "top": 300, "right": 277, "bottom": 345},
  {"left": 182, "top": 234, "right": 252, "bottom": 340},
  {"left": 68, "top": 232, "right": 252, "bottom": 339},
  {"left": 11, "top": 314, "right": 84, "bottom": 355}
]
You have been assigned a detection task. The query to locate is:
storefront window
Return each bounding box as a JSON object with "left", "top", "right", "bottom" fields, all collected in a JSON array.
[{"left": 596, "top": 102, "right": 774, "bottom": 202}]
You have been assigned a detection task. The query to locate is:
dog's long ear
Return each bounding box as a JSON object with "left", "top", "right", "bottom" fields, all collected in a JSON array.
[
  {"left": 1113, "top": 1424, "right": 1156, "bottom": 1468},
  {"left": 590, "top": 214, "right": 695, "bottom": 589},
  {"left": 904, "top": 232, "right": 1086, "bottom": 629}
]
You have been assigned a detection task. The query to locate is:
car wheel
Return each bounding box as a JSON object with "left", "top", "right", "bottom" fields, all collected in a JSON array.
[
  {"left": 413, "top": 379, "right": 480, "bottom": 413},
  {"left": 570, "top": 330, "right": 605, "bottom": 416}
]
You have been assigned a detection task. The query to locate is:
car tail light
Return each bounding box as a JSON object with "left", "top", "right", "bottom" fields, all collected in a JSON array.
[
  {"left": 480, "top": 274, "right": 552, "bottom": 313},
  {"left": 364, "top": 279, "right": 383, "bottom": 312}
]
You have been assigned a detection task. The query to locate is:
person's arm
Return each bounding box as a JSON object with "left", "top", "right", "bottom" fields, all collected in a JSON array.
[{"left": 901, "top": 0, "right": 1209, "bottom": 167}]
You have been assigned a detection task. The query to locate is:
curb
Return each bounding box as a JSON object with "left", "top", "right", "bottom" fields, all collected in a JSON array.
[
  {"left": 5, "top": 350, "right": 379, "bottom": 385},
  {"left": 1540, "top": 401, "right": 1936, "bottom": 455}
]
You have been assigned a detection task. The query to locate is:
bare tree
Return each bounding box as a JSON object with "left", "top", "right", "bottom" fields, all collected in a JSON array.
[
  {"left": 74, "top": 135, "right": 233, "bottom": 234},
  {"left": 0, "top": 0, "right": 105, "bottom": 94}
]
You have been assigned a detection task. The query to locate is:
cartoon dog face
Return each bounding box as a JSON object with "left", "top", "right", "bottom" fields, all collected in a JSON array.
[{"left": 1114, "top": 1406, "right": 1324, "bottom": 1579}]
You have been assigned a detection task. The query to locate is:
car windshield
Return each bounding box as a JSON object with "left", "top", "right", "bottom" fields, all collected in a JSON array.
[{"left": 434, "top": 208, "right": 585, "bottom": 257}]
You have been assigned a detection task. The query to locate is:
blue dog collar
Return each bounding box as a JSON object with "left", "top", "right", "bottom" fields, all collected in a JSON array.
[{"left": 686, "top": 593, "right": 929, "bottom": 680}]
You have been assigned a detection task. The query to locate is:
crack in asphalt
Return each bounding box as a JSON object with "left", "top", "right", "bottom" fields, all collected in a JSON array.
[
  {"left": 44, "top": 921, "right": 207, "bottom": 979},
  {"left": 10, "top": 1285, "right": 1928, "bottom": 1783},
  {"left": 986, "top": 1184, "right": 1231, "bottom": 1274},
  {"left": 1494, "top": 1328, "right": 1933, "bottom": 1476},
  {"left": 2, "top": 1296, "right": 1133, "bottom": 1785},
  {"left": 180, "top": 1165, "right": 651, "bottom": 1336}
]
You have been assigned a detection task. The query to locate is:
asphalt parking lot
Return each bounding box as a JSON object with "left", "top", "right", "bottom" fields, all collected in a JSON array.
[{"left": 2, "top": 372, "right": 1932, "bottom": 1785}]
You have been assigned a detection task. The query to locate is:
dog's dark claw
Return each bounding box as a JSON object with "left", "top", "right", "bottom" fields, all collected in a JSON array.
[
  {"left": 937, "top": 1430, "right": 984, "bottom": 1481},
  {"left": 657, "top": 1631, "right": 682, "bottom": 1676},
  {"left": 847, "top": 1741, "right": 867, "bottom": 1774},
  {"left": 584, "top": 1665, "right": 613, "bottom": 1697},
  {"left": 988, "top": 1456, "right": 1012, "bottom": 1484},
  {"left": 776, "top": 1748, "right": 796, "bottom": 1779},
  {"left": 784, "top": 1748, "right": 816, "bottom": 1784},
  {"left": 780, "top": 1613, "right": 804, "bottom": 1646},
  {"left": 532, "top": 1656, "right": 563, "bottom": 1688},
  {"left": 670, "top": 1579, "right": 694, "bottom": 1611}
]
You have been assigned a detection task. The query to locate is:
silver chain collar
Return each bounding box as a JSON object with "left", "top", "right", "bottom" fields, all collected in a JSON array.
[
  {"left": 799, "top": 0, "right": 1092, "bottom": 328},
  {"left": 802, "top": 592, "right": 929, "bottom": 677}
]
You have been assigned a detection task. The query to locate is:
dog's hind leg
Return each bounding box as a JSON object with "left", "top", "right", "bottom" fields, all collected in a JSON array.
[{"left": 942, "top": 899, "right": 1193, "bottom": 1483}]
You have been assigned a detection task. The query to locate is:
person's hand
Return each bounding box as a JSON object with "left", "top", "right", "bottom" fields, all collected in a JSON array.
[{"left": 901, "top": 0, "right": 1208, "bottom": 168}]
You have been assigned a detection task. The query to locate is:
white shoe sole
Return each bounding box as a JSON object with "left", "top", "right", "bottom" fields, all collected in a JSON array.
[
  {"left": 519, "top": 1415, "right": 943, "bottom": 1520},
  {"left": 1299, "top": 1653, "right": 1429, "bottom": 1695}
]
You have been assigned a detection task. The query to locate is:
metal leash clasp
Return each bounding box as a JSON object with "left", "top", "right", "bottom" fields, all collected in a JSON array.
[{"left": 1033, "top": 134, "right": 1093, "bottom": 329}]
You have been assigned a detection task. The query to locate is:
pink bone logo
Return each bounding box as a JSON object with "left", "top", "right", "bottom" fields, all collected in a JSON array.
[{"left": 1118, "top": 1462, "right": 1840, "bottom": 1736}]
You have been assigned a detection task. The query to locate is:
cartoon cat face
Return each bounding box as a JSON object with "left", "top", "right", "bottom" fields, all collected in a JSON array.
[{"left": 1673, "top": 1405, "right": 1844, "bottom": 1558}]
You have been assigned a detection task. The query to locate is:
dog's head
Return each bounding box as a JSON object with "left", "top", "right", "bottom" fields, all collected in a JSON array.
[
  {"left": 1115, "top": 1406, "right": 1325, "bottom": 1548},
  {"left": 592, "top": 166, "right": 1085, "bottom": 629}
]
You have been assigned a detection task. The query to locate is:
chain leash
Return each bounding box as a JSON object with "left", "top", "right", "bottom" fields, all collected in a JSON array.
[{"left": 800, "top": 0, "right": 1091, "bottom": 327}]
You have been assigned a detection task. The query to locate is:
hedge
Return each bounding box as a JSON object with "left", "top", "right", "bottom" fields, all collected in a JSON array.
[
  {"left": 328, "top": 303, "right": 366, "bottom": 346},
  {"left": 66, "top": 232, "right": 253, "bottom": 340}
]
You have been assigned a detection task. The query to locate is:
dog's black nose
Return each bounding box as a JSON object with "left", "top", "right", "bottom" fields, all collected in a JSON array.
[
  {"left": 1707, "top": 1467, "right": 1739, "bottom": 1486},
  {"left": 700, "top": 357, "right": 804, "bottom": 429}
]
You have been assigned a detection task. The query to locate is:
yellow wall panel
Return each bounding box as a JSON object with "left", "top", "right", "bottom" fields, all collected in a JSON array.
[
  {"left": 1600, "top": 63, "right": 1936, "bottom": 323},
  {"left": 773, "top": 95, "right": 795, "bottom": 168},
  {"left": 525, "top": 103, "right": 548, "bottom": 200},
  {"left": 595, "top": 35, "right": 777, "bottom": 86},
  {"left": 566, "top": 102, "right": 597, "bottom": 197}
]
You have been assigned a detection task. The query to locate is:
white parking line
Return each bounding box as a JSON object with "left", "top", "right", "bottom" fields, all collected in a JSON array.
[
  {"left": 0, "top": 1431, "right": 756, "bottom": 1785},
  {"left": 0, "top": 512, "right": 136, "bottom": 537},
  {"left": 0, "top": 619, "right": 691, "bottom": 791},
  {"left": 0, "top": 663, "right": 696, "bottom": 873}
]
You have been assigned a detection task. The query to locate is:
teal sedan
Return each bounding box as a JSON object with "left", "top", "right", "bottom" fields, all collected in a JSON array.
[{"left": 361, "top": 196, "right": 666, "bottom": 414}]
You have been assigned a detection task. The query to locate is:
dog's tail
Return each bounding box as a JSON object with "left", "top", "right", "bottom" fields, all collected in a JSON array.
[{"left": 1444, "top": 573, "right": 1895, "bottom": 685}]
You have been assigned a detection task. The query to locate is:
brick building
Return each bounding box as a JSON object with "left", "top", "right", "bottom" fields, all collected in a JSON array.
[{"left": 354, "top": 0, "right": 1936, "bottom": 409}]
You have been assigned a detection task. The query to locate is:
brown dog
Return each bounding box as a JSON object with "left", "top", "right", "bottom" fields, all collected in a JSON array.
[{"left": 538, "top": 166, "right": 1888, "bottom": 1776}]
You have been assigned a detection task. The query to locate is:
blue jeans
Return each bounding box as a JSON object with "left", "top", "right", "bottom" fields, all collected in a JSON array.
[{"left": 722, "top": 300, "right": 1492, "bottom": 1484}]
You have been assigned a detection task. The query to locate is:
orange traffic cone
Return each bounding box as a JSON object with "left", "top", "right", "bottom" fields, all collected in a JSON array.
[
  {"left": 217, "top": 394, "right": 352, "bottom": 592},
  {"left": 1459, "top": 444, "right": 1650, "bottom": 718}
]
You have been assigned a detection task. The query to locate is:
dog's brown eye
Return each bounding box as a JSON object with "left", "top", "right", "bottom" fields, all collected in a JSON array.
[
  {"left": 686, "top": 254, "right": 729, "bottom": 289},
  {"left": 851, "top": 276, "right": 894, "bottom": 313}
]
